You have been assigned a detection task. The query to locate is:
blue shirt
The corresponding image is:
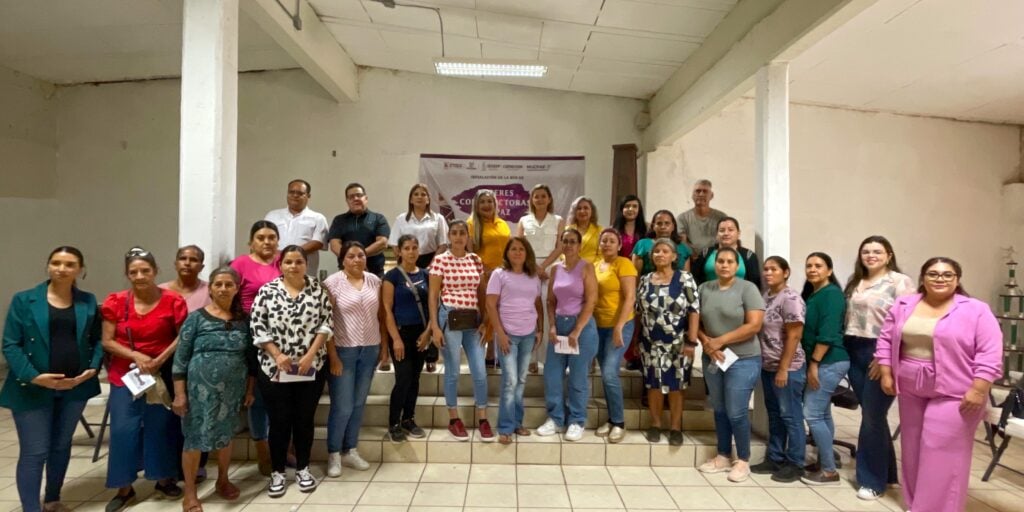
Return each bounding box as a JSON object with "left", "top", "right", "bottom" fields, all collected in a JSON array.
[{"left": 384, "top": 267, "right": 429, "bottom": 327}]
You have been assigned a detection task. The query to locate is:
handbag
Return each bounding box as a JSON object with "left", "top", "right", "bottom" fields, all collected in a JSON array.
[
  {"left": 447, "top": 308, "right": 479, "bottom": 331},
  {"left": 997, "top": 378, "right": 1024, "bottom": 428},
  {"left": 831, "top": 376, "right": 860, "bottom": 410}
]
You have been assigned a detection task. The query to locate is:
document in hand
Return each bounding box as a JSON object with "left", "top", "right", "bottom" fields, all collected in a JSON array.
[
  {"left": 273, "top": 366, "right": 316, "bottom": 383},
  {"left": 715, "top": 348, "right": 739, "bottom": 372},
  {"left": 123, "top": 368, "right": 157, "bottom": 399},
  {"left": 554, "top": 335, "right": 580, "bottom": 355}
]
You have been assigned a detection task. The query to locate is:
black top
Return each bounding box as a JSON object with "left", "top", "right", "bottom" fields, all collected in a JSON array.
[
  {"left": 327, "top": 210, "right": 390, "bottom": 275},
  {"left": 49, "top": 304, "right": 80, "bottom": 376}
]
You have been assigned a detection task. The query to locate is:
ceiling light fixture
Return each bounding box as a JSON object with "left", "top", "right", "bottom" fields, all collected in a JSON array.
[{"left": 434, "top": 58, "right": 547, "bottom": 78}]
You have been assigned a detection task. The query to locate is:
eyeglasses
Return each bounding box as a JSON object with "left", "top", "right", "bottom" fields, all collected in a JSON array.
[
  {"left": 287, "top": 190, "right": 307, "bottom": 196},
  {"left": 125, "top": 248, "right": 150, "bottom": 259},
  {"left": 347, "top": 192, "right": 366, "bottom": 200},
  {"left": 924, "top": 271, "right": 957, "bottom": 282}
]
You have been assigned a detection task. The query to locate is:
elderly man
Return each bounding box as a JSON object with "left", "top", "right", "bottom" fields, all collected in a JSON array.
[
  {"left": 265, "top": 179, "right": 329, "bottom": 276},
  {"left": 328, "top": 183, "right": 390, "bottom": 277},
  {"left": 676, "top": 179, "right": 728, "bottom": 254}
]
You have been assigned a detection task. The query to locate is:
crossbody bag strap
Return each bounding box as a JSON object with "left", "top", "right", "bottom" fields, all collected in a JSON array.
[{"left": 397, "top": 267, "right": 428, "bottom": 325}]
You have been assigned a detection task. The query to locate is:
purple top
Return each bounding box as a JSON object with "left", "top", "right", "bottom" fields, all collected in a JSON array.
[
  {"left": 486, "top": 268, "right": 542, "bottom": 336},
  {"left": 230, "top": 254, "right": 282, "bottom": 314},
  {"left": 759, "top": 287, "right": 806, "bottom": 371},
  {"left": 552, "top": 260, "right": 586, "bottom": 316}
]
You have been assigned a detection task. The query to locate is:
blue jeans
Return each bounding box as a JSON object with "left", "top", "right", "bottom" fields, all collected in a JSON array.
[
  {"left": 804, "top": 359, "right": 851, "bottom": 473},
  {"left": 439, "top": 305, "right": 488, "bottom": 408},
  {"left": 497, "top": 333, "right": 536, "bottom": 435},
  {"left": 12, "top": 394, "right": 88, "bottom": 511},
  {"left": 845, "top": 336, "right": 898, "bottom": 491},
  {"left": 596, "top": 319, "right": 634, "bottom": 425},
  {"left": 106, "top": 385, "right": 182, "bottom": 488},
  {"left": 760, "top": 367, "right": 807, "bottom": 465},
  {"left": 703, "top": 354, "right": 760, "bottom": 460},
  {"left": 543, "top": 315, "right": 598, "bottom": 427},
  {"left": 247, "top": 386, "right": 269, "bottom": 441},
  {"left": 328, "top": 345, "right": 378, "bottom": 453}
]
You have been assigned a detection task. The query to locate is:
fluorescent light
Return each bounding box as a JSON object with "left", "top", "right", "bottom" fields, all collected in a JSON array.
[{"left": 434, "top": 58, "right": 547, "bottom": 78}]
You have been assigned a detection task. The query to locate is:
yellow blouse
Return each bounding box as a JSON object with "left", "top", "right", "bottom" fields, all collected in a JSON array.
[
  {"left": 467, "top": 216, "right": 511, "bottom": 271},
  {"left": 569, "top": 223, "right": 602, "bottom": 263}
]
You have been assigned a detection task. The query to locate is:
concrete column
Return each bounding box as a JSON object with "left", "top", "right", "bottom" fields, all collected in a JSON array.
[
  {"left": 179, "top": 0, "right": 239, "bottom": 277},
  {"left": 755, "top": 62, "right": 790, "bottom": 262}
]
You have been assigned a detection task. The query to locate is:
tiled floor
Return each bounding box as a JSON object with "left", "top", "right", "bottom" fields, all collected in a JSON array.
[{"left": 0, "top": 407, "right": 1022, "bottom": 510}]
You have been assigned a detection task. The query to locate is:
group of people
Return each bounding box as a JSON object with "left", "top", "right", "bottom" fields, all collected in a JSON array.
[{"left": 0, "top": 179, "right": 1004, "bottom": 512}]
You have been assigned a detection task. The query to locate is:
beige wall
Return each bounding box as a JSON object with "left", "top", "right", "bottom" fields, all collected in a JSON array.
[{"left": 646, "top": 97, "right": 1023, "bottom": 304}]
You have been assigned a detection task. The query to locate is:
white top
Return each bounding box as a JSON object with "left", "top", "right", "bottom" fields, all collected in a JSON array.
[
  {"left": 264, "top": 206, "right": 329, "bottom": 274},
  {"left": 519, "top": 212, "right": 562, "bottom": 260},
  {"left": 388, "top": 210, "right": 449, "bottom": 255}
]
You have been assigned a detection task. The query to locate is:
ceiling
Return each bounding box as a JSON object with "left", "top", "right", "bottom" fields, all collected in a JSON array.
[{"left": 789, "top": 0, "right": 1024, "bottom": 124}]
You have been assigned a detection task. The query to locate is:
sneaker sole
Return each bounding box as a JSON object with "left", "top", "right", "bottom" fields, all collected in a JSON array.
[
  {"left": 449, "top": 432, "right": 470, "bottom": 441},
  {"left": 800, "top": 478, "right": 840, "bottom": 486},
  {"left": 267, "top": 489, "right": 286, "bottom": 498},
  {"left": 770, "top": 474, "right": 802, "bottom": 483},
  {"left": 608, "top": 435, "right": 624, "bottom": 444},
  {"left": 297, "top": 484, "right": 318, "bottom": 493},
  {"left": 698, "top": 466, "right": 731, "bottom": 474},
  {"left": 326, "top": 470, "right": 342, "bottom": 478},
  {"left": 727, "top": 473, "right": 750, "bottom": 483},
  {"left": 479, "top": 435, "right": 496, "bottom": 443}
]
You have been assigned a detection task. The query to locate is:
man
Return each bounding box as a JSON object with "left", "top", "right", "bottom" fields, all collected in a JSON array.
[
  {"left": 265, "top": 179, "right": 329, "bottom": 276},
  {"left": 677, "top": 179, "right": 728, "bottom": 254},
  {"left": 328, "top": 183, "right": 390, "bottom": 276}
]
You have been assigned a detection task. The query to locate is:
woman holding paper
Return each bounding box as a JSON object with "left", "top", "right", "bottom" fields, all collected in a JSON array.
[
  {"left": 101, "top": 247, "right": 189, "bottom": 510},
  {"left": 0, "top": 247, "right": 104, "bottom": 512},
  {"left": 696, "top": 247, "right": 765, "bottom": 483},
  {"left": 635, "top": 239, "right": 699, "bottom": 446},
  {"left": 250, "top": 245, "right": 332, "bottom": 498},
  {"left": 536, "top": 228, "right": 598, "bottom": 442}
]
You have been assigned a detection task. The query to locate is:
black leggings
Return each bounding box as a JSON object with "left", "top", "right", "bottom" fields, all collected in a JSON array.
[
  {"left": 389, "top": 325, "right": 428, "bottom": 426},
  {"left": 256, "top": 369, "right": 326, "bottom": 473}
]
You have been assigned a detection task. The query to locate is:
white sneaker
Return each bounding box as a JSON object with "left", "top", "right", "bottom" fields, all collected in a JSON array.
[
  {"left": 856, "top": 487, "right": 882, "bottom": 500},
  {"left": 267, "top": 471, "right": 288, "bottom": 497},
  {"left": 536, "top": 418, "right": 560, "bottom": 437},
  {"left": 340, "top": 449, "right": 370, "bottom": 471},
  {"left": 564, "top": 424, "right": 584, "bottom": 442},
  {"left": 595, "top": 422, "right": 611, "bottom": 437},
  {"left": 326, "top": 452, "right": 342, "bottom": 478},
  {"left": 608, "top": 426, "right": 625, "bottom": 443},
  {"left": 295, "top": 467, "right": 318, "bottom": 493}
]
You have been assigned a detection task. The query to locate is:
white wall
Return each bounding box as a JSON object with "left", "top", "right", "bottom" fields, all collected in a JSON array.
[{"left": 646, "top": 97, "right": 1023, "bottom": 304}]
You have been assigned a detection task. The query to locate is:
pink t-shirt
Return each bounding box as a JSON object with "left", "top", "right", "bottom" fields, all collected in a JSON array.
[
  {"left": 486, "top": 268, "right": 542, "bottom": 336},
  {"left": 429, "top": 251, "right": 484, "bottom": 309},
  {"left": 158, "top": 280, "right": 210, "bottom": 313},
  {"left": 323, "top": 271, "right": 382, "bottom": 347},
  {"left": 230, "top": 254, "right": 281, "bottom": 314}
]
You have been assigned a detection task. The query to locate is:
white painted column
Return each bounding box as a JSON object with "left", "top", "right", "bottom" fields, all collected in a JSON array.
[
  {"left": 755, "top": 62, "right": 791, "bottom": 262},
  {"left": 179, "top": 0, "right": 238, "bottom": 277}
]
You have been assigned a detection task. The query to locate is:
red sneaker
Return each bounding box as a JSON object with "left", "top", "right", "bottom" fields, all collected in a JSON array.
[
  {"left": 448, "top": 419, "right": 469, "bottom": 441},
  {"left": 478, "top": 419, "right": 495, "bottom": 443}
]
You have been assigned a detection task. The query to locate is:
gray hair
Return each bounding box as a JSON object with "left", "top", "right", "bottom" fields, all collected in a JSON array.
[{"left": 694, "top": 179, "right": 713, "bottom": 188}]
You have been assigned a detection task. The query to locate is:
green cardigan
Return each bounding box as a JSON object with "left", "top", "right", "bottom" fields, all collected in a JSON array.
[
  {"left": 0, "top": 282, "right": 104, "bottom": 412},
  {"left": 801, "top": 283, "right": 849, "bottom": 365}
]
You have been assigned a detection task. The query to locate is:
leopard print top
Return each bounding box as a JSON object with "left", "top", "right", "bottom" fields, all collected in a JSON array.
[{"left": 250, "top": 276, "right": 333, "bottom": 378}]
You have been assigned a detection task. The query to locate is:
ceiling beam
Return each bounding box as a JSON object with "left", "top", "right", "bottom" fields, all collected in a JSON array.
[
  {"left": 643, "top": 0, "right": 877, "bottom": 150},
  {"left": 242, "top": 0, "right": 359, "bottom": 102}
]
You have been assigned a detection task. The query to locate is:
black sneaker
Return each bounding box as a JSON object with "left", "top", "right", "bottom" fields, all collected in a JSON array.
[
  {"left": 295, "top": 467, "right": 318, "bottom": 493},
  {"left": 104, "top": 488, "right": 135, "bottom": 512},
  {"left": 643, "top": 427, "right": 661, "bottom": 443},
  {"left": 800, "top": 470, "right": 840, "bottom": 486},
  {"left": 154, "top": 480, "right": 182, "bottom": 498},
  {"left": 402, "top": 418, "right": 426, "bottom": 439},
  {"left": 389, "top": 424, "right": 407, "bottom": 443},
  {"left": 771, "top": 463, "right": 803, "bottom": 483},
  {"left": 750, "top": 459, "right": 782, "bottom": 475},
  {"left": 268, "top": 471, "right": 287, "bottom": 497},
  {"left": 668, "top": 430, "right": 683, "bottom": 446}
]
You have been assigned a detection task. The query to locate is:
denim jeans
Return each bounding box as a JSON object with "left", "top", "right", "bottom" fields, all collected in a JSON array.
[
  {"left": 106, "top": 385, "right": 183, "bottom": 488},
  {"left": 703, "top": 354, "right": 760, "bottom": 460},
  {"left": 803, "top": 359, "right": 851, "bottom": 473},
  {"left": 845, "top": 336, "right": 898, "bottom": 491},
  {"left": 596, "top": 319, "right": 634, "bottom": 425},
  {"left": 328, "top": 345, "right": 378, "bottom": 453},
  {"left": 247, "top": 386, "right": 269, "bottom": 441},
  {"left": 497, "top": 333, "right": 536, "bottom": 434},
  {"left": 439, "top": 304, "right": 488, "bottom": 408},
  {"left": 543, "top": 315, "right": 599, "bottom": 427},
  {"left": 760, "top": 367, "right": 806, "bottom": 465},
  {"left": 12, "top": 394, "right": 88, "bottom": 511}
]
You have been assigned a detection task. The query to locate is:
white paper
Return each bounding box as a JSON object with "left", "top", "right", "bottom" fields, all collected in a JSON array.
[
  {"left": 123, "top": 368, "right": 156, "bottom": 398},
  {"left": 554, "top": 335, "right": 580, "bottom": 355},
  {"left": 715, "top": 348, "right": 739, "bottom": 372},
  {"left": 273, "top": 367, "right": 316, "bottom": 383}
]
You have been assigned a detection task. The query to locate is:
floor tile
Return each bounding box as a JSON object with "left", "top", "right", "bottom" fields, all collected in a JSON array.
[
  {"left": 357, "top": 482, "right": 417, "bottom": 506},
  {"left": 616, "top": 485, "right": 677, "bottom": 509},
  {"left": 666, "top": 485, "right": 731, "bottom": 509},
  {"left": 464, "top": 482, "right": 517, "bottom": 508},
  {"left": 302, "top": 481, "right": 368, "bottom": 504},
  {"left": 812, "top": 488, "right": 892, "bottom": 511},
  {"left": 765, "top": 487, "right": 837, "bottom": 511},
  {"left": 563, "top": 465, "right": 612, "bottom": 485},
  {"left": 715, "top": 486, "right": 784, "bottom": 510},
  {"left": 517, "top": 484, "right": 570, "bottom": 508},
  {"left": 371, "top": 462, "right": 424, "bottom": 482},
  {"left": 567, "top": 484, "right": 625, "bottom": 509},
  {"left": 468, "top": 463, "right": 514, "bottom": 483},
  {"left": 410, "top": 482, "right": 467, "bottom": 507},
  {"left": 516, "top": 464, "right": 565, "bottom": 484},
  {"left": 608, "top": 466, "right": 658, "bottom": 485},
  {"left": 653, "top": 466, "right": 709, "bottom": 486},
  {"left": 419, "top": 463, "right": 470, "bottom": 483}
]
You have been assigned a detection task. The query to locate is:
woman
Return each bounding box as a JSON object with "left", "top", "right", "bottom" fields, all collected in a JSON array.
[
  {"left": 536, "top": 228, "right": 598, "bottom": 442},
  {"left": 485, "top": 237, "right": 543, "bottom": 444},
  {"left": 750, "top": 256, "right": 807, "bottom": 483},
  {"left": 382, "top": 235, "right": 432, "bottom": 443},
  {"left": 877, "top": 257, "right": 1002, "bottom": 512},
  {"left": 429, "top": 220, "right": 492, "bottom": 441},
  {"left": 692, "top": 217, "right": 762, "bottom": 289},
  {"left": 632, "top": 210, "right": 692, "bottom": 275},
  {"left": 567, "top": 196, "right": 602, "bottom": 263},
  {"left": 323, "top": 242, "right": 383, "bottom": 477},
  {"left": 613, "top": 195, "right": 646, "bottom": 259},
  {"left": 0, "top": 247, "right": 103, "bottom": 512},
  {"left": 160, "top": 245, "right": 210, "bottom": 312},
  {"left": 171, "top": 267, "right": 250, "bottom": 511},
  {"left": 843, "top": 236, "right": 914, "bottom": 500},
  {"left": 466, "top": 189, "right": 511, "bottom": 368},
  {"left": 388, "top": 183, "right": 449, "bottom": 269},
  {"left": 593, "top": 229, "right": 637, "bottom": 443},
  {"left": 250, "top": 246, "right": 332, "bottom": 498},
  {"left": 230, "top": 221, "right": 281, "bottom": 476},
  {"left": 516, "top": 184, "right": 564, "bottom": 374},
  {"left": 799, "top": 252, "right": 849, "bottom": 486},
  {"left": 696, "top": 247, "right": 765, "bottom": 483},
  {"left": 101, "top": 248, "right": 188, "bottom": 510},
  {"left": 635, "top": 239, "right": 699, "bottom": 447}
]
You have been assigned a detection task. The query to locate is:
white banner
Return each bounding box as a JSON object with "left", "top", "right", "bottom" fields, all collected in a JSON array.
[{"left": 418, "top": 154, "right": 585, "bottom": 231}]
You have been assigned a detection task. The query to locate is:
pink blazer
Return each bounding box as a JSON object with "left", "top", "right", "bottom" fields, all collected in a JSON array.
[{"left": 875, "top": 293, "right": 1003, "bottom": 396}]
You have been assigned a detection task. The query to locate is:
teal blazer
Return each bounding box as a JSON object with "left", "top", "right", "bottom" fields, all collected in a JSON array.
[{"left": 0, "top": 281, "right": 103, "bottom": 412}]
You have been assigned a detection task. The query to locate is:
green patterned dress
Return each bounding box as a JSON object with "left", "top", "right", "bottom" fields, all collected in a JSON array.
[{"left": 172, "top": 309, "right": 250, "bottom": 451}]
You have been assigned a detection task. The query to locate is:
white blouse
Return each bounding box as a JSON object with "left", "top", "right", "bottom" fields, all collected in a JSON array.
[
  {"left": 519, "top": 212, "right": 562, "bottom": 260},
  {"left": 388, "top": 210, "right": 449, "bottom": 255}
]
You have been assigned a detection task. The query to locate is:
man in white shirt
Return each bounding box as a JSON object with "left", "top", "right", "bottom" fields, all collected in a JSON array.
[
  {"left": 676, "top": 179, "right": 728, "bottom": 255},
  {"left": 265, "top": 179, "right": 329, "bottom": 275}
]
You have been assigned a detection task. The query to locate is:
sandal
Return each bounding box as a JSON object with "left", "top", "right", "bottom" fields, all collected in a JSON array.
[
  {"left": 528, "top": 362, "right": 538, "bottom": 374},
  {"left": 426, "top": 362, "right": 436, "bottom": 373},
  {"left": 216, "top": 481, "right": 241, "bottom": 501},
  {"left": 514, "top": 426, "right": 531, "bottom": 436},
  {"left": 182, "top": 500, "right": 203, "bottom": 512},
  {"left": 105, "top": 488, "right": 136, "bottom": 512},
  {"left": 498, "top": 434, "right": 513, "bottom": 445}
]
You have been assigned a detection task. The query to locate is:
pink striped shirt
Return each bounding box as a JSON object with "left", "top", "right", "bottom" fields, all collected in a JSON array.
[{"left": 323, "top": 271, "right": 382, "bottom": 348}]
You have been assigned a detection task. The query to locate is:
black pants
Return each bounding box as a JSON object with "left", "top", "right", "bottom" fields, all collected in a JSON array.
[
  {"left": 256, "top": 369, "right": 326, "bottom": 473},
  {"left": 389, "top": 325, "right": 430, "bottom": 426}
]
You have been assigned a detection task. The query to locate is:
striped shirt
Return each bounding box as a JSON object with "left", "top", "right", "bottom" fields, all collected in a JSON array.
[
  {"left": 323, "top": 271, "right": 382, "bottom": 348},
  {"left": 429, "top": 250, "right": 484, "bottom": 309}
]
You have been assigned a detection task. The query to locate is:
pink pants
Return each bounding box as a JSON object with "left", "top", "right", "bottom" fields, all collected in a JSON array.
[{"left": 897, "top": 357, "right": 983, "bottom": 512}]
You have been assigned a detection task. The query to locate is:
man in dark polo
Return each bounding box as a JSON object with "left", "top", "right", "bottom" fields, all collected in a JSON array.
[{"left": 328, "top": 183, "right": 390, "bottom": 276}]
